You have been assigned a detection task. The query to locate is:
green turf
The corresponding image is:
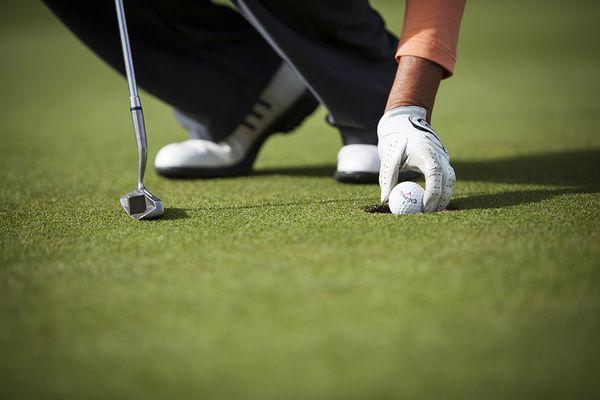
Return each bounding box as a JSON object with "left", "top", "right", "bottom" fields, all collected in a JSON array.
[{"left": 1, "top": 1, "right": 600, "bottom": 399}]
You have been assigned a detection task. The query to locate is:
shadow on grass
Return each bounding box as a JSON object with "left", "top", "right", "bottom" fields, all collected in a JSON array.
[
  {"left": 361, "top": 149, "right": 600, "bottom": 212},
  {"left": 149, "top": 199, "right": 373, "bottom": 217},
  {"left": 450, "top": 188, "right": 575, "bottom": 211},
  {"left": 200, "top": 197, "right": 371, "bottom": 211},
  {"left": 451, "top": 149, "right": 600, "bottom": 210},
  {"left": 253, "top": 165, "right": 335, "bottom": 178},
  {"left": 161, "top": 208, "right": 189, "bottom": 220},
  {"left": 453, "top": 149, "right": 600, "bottom": 187},
  {"left": 366, "top": 187, "right": 598, "bottom": 214},
  {"left": 256, "top": 149, "right": 600, "bottom": 187}
]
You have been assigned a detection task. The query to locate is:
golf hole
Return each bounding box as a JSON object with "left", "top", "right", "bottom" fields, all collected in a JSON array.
[{"left": 364, "top": 204, "right": 390, "bottom": 214}]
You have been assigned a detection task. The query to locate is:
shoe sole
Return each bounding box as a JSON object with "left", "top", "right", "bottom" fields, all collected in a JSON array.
[
  {"left": 334, "top": 171, "right": 379, "bottom": 184},
  {"left": 156, "top": 90, "right": 319, "bottom": 179}
]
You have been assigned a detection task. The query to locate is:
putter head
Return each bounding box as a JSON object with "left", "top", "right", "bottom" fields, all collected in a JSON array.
[{"left": 120, "top": 187, "right": 164, "bottom": 220}]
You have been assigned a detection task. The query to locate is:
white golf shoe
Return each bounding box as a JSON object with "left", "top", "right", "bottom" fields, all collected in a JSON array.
[
  {"left": 334, "top": 144, "right": 380, "bottom": 183},
  {"left": 155, "top": 62, "right": 318, "bottom": 178}
]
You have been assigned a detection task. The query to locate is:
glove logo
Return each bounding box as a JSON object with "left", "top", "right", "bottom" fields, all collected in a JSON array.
[
  {"left": 409, "top": 116, "right": 445, "bottom": 151},
  {"left": 409, "top": 116, "right": 435, "bottom": 135}
]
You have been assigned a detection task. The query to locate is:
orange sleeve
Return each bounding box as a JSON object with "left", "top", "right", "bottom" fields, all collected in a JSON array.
[{"left": 397, "top": 0, "right": 467, "bottom": 77}]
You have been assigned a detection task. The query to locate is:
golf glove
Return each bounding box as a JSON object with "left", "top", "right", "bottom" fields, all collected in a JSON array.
[{"left": 378, "top": 106, "right": 455, "bottom": 212}]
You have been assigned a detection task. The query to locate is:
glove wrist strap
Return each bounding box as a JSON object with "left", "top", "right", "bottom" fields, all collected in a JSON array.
[{"left": 382, "top": 106, "right": 427, "bottom": 121}]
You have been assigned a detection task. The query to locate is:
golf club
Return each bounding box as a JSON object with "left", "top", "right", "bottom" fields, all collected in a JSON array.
[{"left": 115, "top": 0, "right": 163, "bottom": 220}]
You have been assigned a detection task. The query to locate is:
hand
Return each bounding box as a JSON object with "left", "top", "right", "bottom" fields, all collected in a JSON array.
[{"left": 377, "top": 106, "right": 455, "bottom": 212}]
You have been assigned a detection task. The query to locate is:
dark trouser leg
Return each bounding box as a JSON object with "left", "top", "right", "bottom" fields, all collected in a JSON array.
[
  {"left": 234, "top": 0, "right": 398, "bottom": 145},
  {"left": 42, "top": 0, "right": 282, "bottom": 140}
]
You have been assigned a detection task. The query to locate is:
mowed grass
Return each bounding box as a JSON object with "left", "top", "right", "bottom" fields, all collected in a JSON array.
[{"left": 1, "top": 0, "right": 600, "bottom": 399}]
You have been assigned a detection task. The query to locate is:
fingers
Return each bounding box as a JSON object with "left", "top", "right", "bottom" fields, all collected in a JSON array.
[
  {"left": 418, "top": 147, "right": 454, "bottom": 212},
  {"left": 406, "top": 143, "right": 447, "bottom": 212},
  {"left": 378, "top": 136, "right": 407, "bottom": 203},
  {"left": 421, "top": 148, "right": 445, "bottom": 212},
  {"left": 437, "top": 163, "right": 455, "bottom": 211}
]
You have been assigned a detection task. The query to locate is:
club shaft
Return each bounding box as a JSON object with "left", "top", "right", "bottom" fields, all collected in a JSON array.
[
  {"left": 115, "top": 0, "right": 147, "bottom": 189},
  {"left": 115, "top": 0, "right": 137, "bottom": 98}
]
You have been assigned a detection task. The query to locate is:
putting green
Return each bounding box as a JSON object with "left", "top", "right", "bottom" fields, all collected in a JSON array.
[{"left": 1, "top": 1, "right": 599, "bottom": 398}]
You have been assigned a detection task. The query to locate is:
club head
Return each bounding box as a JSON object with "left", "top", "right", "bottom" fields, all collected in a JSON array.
[{"left": 120, "top": 187, "right": 164, "bottom": 220}]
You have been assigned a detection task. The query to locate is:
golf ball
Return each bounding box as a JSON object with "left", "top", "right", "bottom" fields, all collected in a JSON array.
[{"left": 388, "top": 181, "right": 424, "bottom": 215}]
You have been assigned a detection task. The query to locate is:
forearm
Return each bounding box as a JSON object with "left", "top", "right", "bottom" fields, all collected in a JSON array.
[
  {"left": 385, "top": 56, "right": 444, "bottom": 118},
  {"left": 385, "top": 0, "right": 466, "bottom": 119}
]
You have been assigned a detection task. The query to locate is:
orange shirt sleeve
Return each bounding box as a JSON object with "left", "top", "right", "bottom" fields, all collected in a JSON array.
[{"left": 397, "top": 0, "right": 467, "bottom": 77}]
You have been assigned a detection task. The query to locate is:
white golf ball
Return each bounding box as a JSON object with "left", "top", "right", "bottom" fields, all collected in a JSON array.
[{"left": 388, "top": 181, "right": 424, "bottom": 215}]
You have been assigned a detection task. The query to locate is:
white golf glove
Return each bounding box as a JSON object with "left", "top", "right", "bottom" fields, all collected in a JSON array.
[{"left": 377, "top": 106, "right": 455, "bottom": 212}]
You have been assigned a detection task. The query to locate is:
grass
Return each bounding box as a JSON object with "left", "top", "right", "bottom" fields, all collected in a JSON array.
[{"left": 1, "top": 0, "right": 600, "bottom": 399}]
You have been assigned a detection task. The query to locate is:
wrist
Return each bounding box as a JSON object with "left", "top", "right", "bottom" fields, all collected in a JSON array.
[{"left": 385, "top": 56, "right": 444, "bottom": 121}]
